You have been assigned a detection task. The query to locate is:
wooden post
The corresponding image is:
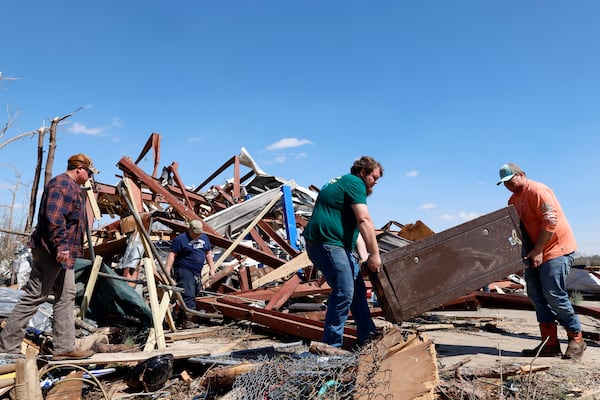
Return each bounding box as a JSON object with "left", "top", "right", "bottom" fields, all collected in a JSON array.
[
  {"left": 143, "top": 257, "right": 166, "bottom": 349},
  {"left": 14, "top": 347, "right": 42, "bottom": 400},
  {"left": 83, "top": 179, "right": 101, "bottom": 221},
  {"left": 121, "top": 178, "right": 176, "bottom": 335},
  {"left": 79, "top": 255, "right": 103, "bottom": 320},
  {"left": 143, "top": 290, "right": 173, "bottom": 352}
]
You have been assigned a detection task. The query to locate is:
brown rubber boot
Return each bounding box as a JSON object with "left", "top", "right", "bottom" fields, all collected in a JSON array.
[
  {"left": 563, "top": 331, "right": 586, "bottom": 359},
  {"left": 522, "top": 322, "right": 562, "bottom": 357}
]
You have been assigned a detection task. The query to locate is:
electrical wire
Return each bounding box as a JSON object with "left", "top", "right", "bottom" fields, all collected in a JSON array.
[{"left": 38, "top": 363, "right": 110, "bottom": 400}]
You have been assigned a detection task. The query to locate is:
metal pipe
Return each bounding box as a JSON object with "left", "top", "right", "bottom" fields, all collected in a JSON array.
[{"left": 95, "top": 271, "right": 184, "bottom": 292}]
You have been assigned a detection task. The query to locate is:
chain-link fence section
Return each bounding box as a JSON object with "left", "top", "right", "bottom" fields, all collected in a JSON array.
[{"left": 229, "top": 346, "right": 391, "bottom": 400}]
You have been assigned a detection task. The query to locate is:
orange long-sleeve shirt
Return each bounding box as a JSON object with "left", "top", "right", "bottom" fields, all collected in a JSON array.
[{"left": 508, "top": 179, "right": 576, "bottom": 262}]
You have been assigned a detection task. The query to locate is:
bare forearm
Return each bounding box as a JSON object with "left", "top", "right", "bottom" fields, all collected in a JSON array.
[
  {"left": 206, "top": 252, "right": 215, "bottom": 275},
  {"left": 358, "top": 222, "right": 379, "bottom": 256},
  {"left": 357, "top": 218, "right": 381, "bottom": 272},
  {"left": 352, "top": 203, "right": 381, "bottom": 272},
  {"left": 527, "top": 230, "right": 553, "bottom": 267},
  {"left": 355, "top": 234, "right": 368, "bottom": 263},
  {"left": 165, "top": 253, "right": 175, "bottom": 275}
]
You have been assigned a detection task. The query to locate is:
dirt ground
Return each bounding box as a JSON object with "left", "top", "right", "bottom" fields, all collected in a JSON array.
[
  {"left": 416, "top": 300, "right": 600, "bottom": 399},
  {"left": 75, "top": 301, "right": 600, "bottom": 400}
]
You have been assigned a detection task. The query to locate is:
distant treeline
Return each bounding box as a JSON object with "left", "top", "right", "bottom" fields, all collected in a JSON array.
[{"left": 574, "top": 253, "right": 600, "bottom": 267}]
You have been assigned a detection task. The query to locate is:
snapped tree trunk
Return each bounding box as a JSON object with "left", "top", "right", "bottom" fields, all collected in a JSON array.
[
  {"left": 26, "top": 127, "right": 46, "bottom": 233},
  {"left": 43, "top": 108, "right": 82, "bottom": 187},
  {"left": 44, "top": 118, "right": 59, "bottom": 187}
]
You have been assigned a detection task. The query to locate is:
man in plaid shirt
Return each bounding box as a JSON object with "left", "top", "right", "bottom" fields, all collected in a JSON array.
[{"left": 0, "top": 154, "right": 98, "bottom": 360}]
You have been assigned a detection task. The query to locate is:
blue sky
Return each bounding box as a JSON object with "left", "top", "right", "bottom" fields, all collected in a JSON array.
[{"left": 1, "top": 1, "right": 599, "bottom": 255}]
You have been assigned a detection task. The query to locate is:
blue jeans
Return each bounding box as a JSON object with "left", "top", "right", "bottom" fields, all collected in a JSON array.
[
  {"left": 306, "top": 243, "right": 376, "bottom": 347},
  {"left": 174, "top": 267, "right": 202, "bottom": 310},
  {"left": 524, "top": 253, "right": 581, "bottom": 332}
]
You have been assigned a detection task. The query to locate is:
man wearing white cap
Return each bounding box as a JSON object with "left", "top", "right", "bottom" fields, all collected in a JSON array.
[{"left": 497, "top": 163, "right": 586, "bottom": 359}]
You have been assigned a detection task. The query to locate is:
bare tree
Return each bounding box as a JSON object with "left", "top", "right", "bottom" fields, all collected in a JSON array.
[
  {"left": 0, "top": 72, "right": 27, "bottom": 146},
  {"left": 2, "top": 73, "right": 84, "bottom": 239},
  {"left": 0, "top": 106, "right": 38, "bottom": 149},
  {"left": 43, "top": 108, "right": 82, "bottom": 187},
  {"left": 0, "top": 164, "right": 23, "bottom": 255},
  {"left": 0, "top": 128, "right": 39, "bottom": 149},
  {"left": 25, "top": 127, "right": 46, "bottom": 233}
]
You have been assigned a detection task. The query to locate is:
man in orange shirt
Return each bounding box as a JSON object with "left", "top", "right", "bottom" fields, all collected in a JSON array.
[{"left": 497, "top": 163, "right": 586, "bottom": 359}]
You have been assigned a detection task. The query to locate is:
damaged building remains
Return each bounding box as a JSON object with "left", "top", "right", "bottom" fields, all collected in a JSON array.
[{"left": 0, "top": 132, "right": 599, "bottom": 400}]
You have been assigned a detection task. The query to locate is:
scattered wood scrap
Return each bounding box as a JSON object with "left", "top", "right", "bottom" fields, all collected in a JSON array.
[
  {"left": 2, "top": 133, "right": 598, "bottom": 399},
  {"left": 437, "top": 357, "right": 552, "bottom": 400},
  {"left": 355, "top": 327, "right": 439, "bottom": 400}
]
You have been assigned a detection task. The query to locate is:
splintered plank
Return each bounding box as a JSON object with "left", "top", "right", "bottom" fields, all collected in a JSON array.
[
  {"left": 354, "top": 328, "right": 439, "bottom": 400},
  {"left": 46, "top": 344, "right": 213, "bottom": 366}
]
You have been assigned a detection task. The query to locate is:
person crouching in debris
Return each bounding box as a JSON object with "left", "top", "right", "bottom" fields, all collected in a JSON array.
[
  {"left": 303, "top": 156, "right": 383, "bottom": 348},
  {"left": 0, "top": 154, "right": 98, "bottom": 360},
  {"left": 165, "top": 219, "right": 215, "bottom": 329},
  {"left": 497, "top": 162, "right": 586, "bottom": 359}
]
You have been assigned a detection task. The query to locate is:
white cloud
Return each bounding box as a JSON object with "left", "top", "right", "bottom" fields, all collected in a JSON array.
[
  {"left": 406, "top": 170, "right": 419, "bottom": 177},
  {"left": 266, "top": 138, "right": 313, "bottom": 151},
  {"left": 420, "top": 203, "right": 437, "bottom": 210},
  {"left": 188, "top": 136, "right": 205, "bottom": 143},
  {"left": 274, "top": 155, "right": 286, "bottom": 163},
  {"left": 439, "top": 211, "right": 480, "bottom": 222},
  {"left": 68, "top": 122, "right": 103, "bottom": 135},
  {"left": 67, "top": 118, "right": 123, "bottom": 136},
  {"left": 458, "top": 211, "right": 480, "bottom": 221},
  {"left": 440, "top": 213, "right": 457, "bottom": 221}
]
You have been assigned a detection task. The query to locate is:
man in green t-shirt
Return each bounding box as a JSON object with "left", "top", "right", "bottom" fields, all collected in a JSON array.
[{"left": 304, "top": 156, "right": 383, "bottom": 348}]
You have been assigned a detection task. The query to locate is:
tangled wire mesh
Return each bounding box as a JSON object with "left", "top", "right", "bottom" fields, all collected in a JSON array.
[{"left": 229, "top": 347, "right": 387, "bottom": 400}]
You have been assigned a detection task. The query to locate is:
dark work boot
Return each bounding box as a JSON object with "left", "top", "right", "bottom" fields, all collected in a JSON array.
[
  {"left": 522, "top": 322, "right": 562, "bottom": 357},
  {"left": 178, "top": 313, "right": 198, "bottom": 330},
  {"left": 563, "top": 331, "right": 586, "bottom": 359},
  {"left": 182, "top": 318, "right": 199, "bottom": 329}
]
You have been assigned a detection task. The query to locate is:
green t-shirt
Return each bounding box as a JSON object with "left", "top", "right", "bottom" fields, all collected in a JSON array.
[{"left": 304, "top": 173, "right": 367, "bottom": 250}]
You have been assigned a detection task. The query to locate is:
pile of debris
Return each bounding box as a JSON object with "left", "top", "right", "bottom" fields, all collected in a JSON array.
[{"left": 0, "top": 132, "right": 598, "bottom": 399}]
